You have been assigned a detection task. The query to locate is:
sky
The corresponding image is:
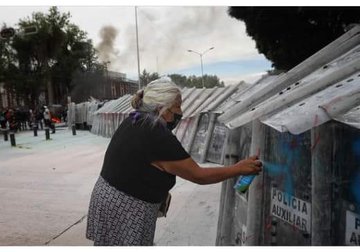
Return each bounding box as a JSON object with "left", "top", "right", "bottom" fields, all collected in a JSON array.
[{"left": 0, "top": 0, "right": 353, "bottom": 86}]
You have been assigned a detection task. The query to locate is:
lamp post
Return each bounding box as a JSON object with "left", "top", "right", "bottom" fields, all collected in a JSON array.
[{"left": 187, "top": 47, "right": 214, "bottom": 88}]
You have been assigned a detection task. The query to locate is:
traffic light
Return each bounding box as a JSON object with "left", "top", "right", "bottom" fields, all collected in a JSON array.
[{"left": 0, "top": 27, "right": 15, "bottom": 39}]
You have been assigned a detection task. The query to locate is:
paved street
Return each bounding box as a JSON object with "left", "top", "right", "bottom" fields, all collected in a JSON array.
[{"left": 0, "top": 128, "right": 221, "bottom": 246}]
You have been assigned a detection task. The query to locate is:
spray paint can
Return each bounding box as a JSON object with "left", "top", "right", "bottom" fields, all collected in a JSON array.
[{"left": 234, "top": 175, "right": 255, "bottom": 193}]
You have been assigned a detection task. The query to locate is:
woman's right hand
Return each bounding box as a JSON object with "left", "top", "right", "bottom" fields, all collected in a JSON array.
[{"left": 235, "top": 155, "right": 263, "bottom": 175}]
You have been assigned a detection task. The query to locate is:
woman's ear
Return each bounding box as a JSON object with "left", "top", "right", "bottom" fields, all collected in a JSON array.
[
  {"left": 158, "top": 106, "right": 171, "bottom": 122},
  {"left": 156, "top": 106, "right": 163, "bottom": 115},
  {"left": 157, "top": 106, "right": 168, "bottom": 118}
]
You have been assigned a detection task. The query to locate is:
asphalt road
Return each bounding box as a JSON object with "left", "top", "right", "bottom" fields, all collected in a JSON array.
[{"left": 0, "top": 128, "right": 221, "bottom": 246}]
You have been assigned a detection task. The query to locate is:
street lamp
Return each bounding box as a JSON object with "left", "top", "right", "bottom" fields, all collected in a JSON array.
[{"left": 187, "top": 47, "right": 214, "bottom": 88}]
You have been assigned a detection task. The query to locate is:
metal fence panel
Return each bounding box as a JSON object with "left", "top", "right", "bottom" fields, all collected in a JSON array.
[
  {"left": 190, "top": 113, "right": 210, "bottom": 162},
  {"left": 207, "top": 122, "right": 228, "bottom": 164},
  {"left": 261, "top": 127, "right": 312, "bottom": 245}
]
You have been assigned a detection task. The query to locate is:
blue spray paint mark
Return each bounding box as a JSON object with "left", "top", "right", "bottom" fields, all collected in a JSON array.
[
  {"left": 258, "top": 131, "right": 309, "bottom": 197},
  {"left": 263, "top": 161, "right": 293, "bottom": 196},
  {"left": 279, "top": 134, "right": 302, "bottom": 196},
  {"left": 262, "top": 161, "right": 285, "bottom": 176},
  {"left": 350, "top": 171, "right": 360, "bottom": 207},
  {"left": 261, "top": 132, "right": 305, "bottom": 196},
  {"left": 264, "top": 161, "right": 293, "bottom": 196},
  {"left": 350, "top": 139, "right": 360, "bottom": 206},
  {"left": 353, "top": 139, "right": 360, "bottom": 157}
]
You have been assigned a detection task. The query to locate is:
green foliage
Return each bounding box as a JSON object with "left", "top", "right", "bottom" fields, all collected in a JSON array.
[
  {"left": 170, "top": 74, "right": 224, "bottom": 88},
  {"left": 139, "top": 70, "right": 224, "bottom": 88},
  {"left": 228, "top": 7, "right": 360, "bottom": 70},
  {"left": 0, "top": 6, "right": 98, "bottom": 107},
  {"left": 140, "top": 69, "right": 159, "bottom": 86},
  {"left": 167, "top": 74, "right": 187, "bottom": 87},
  {"left": 0, "top": 28, "right": 14, "bottom": 83}
]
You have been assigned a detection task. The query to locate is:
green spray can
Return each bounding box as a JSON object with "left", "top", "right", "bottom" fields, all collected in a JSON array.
[{"left": 234, "top": 175, "right": 255, "bottom": 193}]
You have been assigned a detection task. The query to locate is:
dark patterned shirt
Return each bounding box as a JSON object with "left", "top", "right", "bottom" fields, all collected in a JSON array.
[{"left": 100, "top": 112, "right": 190, "bottom": 203}]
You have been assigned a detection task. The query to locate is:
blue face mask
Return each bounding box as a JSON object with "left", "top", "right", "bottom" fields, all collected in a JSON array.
[{"left": 167, "top": 112, "right": 182, "bottom": 130}]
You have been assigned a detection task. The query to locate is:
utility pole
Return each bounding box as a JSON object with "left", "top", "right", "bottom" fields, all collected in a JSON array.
[{"left": 135, "top": 6, "right": 141, "bottom": 90}]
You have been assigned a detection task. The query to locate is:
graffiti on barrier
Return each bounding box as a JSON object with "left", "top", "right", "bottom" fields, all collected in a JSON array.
[{"left": 351, "top": 139, "right": 360, "bottom": 206}]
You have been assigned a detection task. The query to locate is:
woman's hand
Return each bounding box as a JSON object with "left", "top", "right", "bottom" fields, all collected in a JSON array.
[{"left": 235, "top": 155, "right": 263, "bottom": 175}]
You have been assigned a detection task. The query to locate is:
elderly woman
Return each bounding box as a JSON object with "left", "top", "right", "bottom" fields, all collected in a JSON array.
[{"left": 86, "top": 77, "right": 262, "bottom": 246}]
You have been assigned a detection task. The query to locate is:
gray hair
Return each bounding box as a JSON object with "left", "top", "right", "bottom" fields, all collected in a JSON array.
[{"left": 131, "top": 77, "right": 181, "bottom": 116}]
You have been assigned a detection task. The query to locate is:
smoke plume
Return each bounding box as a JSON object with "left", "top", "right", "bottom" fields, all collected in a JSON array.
[
  {"left": 117, "top": 7, "right": 231, "bottom": 75},
  {"left": 96, "top": 25, "right": 119, "bottom": 68}
]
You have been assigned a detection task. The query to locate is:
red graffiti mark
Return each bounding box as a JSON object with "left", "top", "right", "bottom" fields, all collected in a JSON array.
[
  {"left": 264, "top": 216, "right": 272, "bottom": 241},
  {"left": 313, "top": 114, "right": 319, "bottom": 127},
  {"left": 277, "top": 174, "right": 286, "bottom": 185},
  {"left": 290, "top": 138, "right": 298, "bottom": 149},
  {"left": 255, "top": 182, "right": 265, "bottom": 191},
  {"left": 321, "top": 97, "right": 343, "bottom": 112},
  {"left": 311, "top": 134, "right": 321, "bottom": 152},
  {"left": 246, "top": 234, "right": 255, "bottom": 242},
  {"left": 265, "top": 216, "right": 272, "bottom": 230},
  {"left": 242, "top": 219, "right": 271, "bottom": 243},
  {"left": 291, "top": 221, "right": 297, "bottom": 232},
  {"left": 311, "top": 114, "right": 321, "bottom": 152}
]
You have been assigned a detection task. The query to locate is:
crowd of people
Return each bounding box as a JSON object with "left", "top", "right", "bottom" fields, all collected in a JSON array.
[{"left": 0, "top": 105, "right": 67, "bottom": 132}]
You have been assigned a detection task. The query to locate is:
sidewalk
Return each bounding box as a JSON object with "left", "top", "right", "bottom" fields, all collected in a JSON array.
[{"left": 0, "top": 128, "right": 221, "bottom": 246}]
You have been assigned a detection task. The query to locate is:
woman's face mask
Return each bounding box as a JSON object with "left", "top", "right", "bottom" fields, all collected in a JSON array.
[
  {"left": 166, "top": 112, "right": 182, "bottom": 130},
  {"left": 163, "top": 95, "right": 183, "bottom": 130}
]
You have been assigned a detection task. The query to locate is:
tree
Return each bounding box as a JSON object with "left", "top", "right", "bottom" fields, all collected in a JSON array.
[
  {"left": 178, "top": 74, "right": 224, "bottom": 88},
  {"left": 167, "top": 74, "right": 187, "bottom": 87},
  {"left": 228, "top": 7, "right": 360, "bottom": 70},
  {"left": 0, "top": 26, "right": 14, "bottom": 83},
  {"left": 6, "top": 6, "right": 98, "bottom": 107},
  {"left": 50, "top": 24, "right": 98, "bottom": 104},
  {"left": 169, "top": 74, "right": 224, "bottom": 88},
  {"left": 0, "top": 25, "right": 23, "bottom": 106},
  {"left": 140, "top": 69, "right": 159, "bottom": 87},
  {"left": 202, "top": 75, "right": 225, "bottom": 88},
  {"left": 140, "top": 70, "right": 224, "bottom": 89}
]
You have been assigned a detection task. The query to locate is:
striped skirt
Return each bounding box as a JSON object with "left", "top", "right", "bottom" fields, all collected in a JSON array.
[{"left": 86, "top": 176, "right": 161, "bottom": 246}]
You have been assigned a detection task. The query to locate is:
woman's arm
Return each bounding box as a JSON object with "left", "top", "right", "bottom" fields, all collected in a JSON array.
[{"left": 151, "top": 156, "right": 262, "bottom": 185}]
